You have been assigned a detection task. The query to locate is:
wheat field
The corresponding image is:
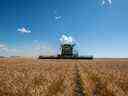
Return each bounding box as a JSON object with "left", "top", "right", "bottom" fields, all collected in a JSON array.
[{"left": 0, "top": 58, "right": 128, "bottom": 96}]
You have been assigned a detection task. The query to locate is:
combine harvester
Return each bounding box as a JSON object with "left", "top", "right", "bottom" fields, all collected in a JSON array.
[{"left": 38, "top": 34, "right": 93, "bottom": 59}]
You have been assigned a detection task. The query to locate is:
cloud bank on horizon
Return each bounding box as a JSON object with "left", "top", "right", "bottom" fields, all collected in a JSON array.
[
  {"left": 0, "top": 41, "right": 55, "bottom": 57},
  {"left": 0, "top": 44, "right": 8, "bottom": 51},
  {"left": 0, "top": 43, "right": 17, "bottom": 56}
]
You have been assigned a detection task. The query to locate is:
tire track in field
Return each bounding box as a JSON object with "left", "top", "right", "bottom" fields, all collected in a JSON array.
[{"left": 74, "top": 62, "right": 86, "bottom": 96}]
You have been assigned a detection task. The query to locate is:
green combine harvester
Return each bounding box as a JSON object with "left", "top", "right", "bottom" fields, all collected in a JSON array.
[{"left": 38, "top": 34, "right": 93, "bottom": 59}]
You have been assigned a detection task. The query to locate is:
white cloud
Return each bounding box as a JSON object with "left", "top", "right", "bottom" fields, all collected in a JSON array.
[
  {"left": 102, "top": 0, "right": 105, "bottom": 5},
  {"left": 53, "top": 10, "right": 61, "bottom": 20},
  {"left": 55, "top": 16, "right": 62, "bottom": 20},
  {"left": 108, "top": 0, "right": 112, "bottom": 4},
  {"left": 17, "top": 27, "right": 31, "bottom": 33},
  {"left": 60, "top": 34, "right": 75, "bottom": 45},
  {"left": 101, "top": 0, "right": 112, "bottom": 7}
]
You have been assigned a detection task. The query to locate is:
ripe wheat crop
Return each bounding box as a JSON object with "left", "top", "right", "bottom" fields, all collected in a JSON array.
[{"left": 0, "top": 58, "right": 127, "bottom": 96}]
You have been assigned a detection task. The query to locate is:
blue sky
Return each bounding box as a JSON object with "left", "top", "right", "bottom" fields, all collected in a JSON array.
[{"left": 0, "top": 0, "right": 128, "bottom": 57}]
